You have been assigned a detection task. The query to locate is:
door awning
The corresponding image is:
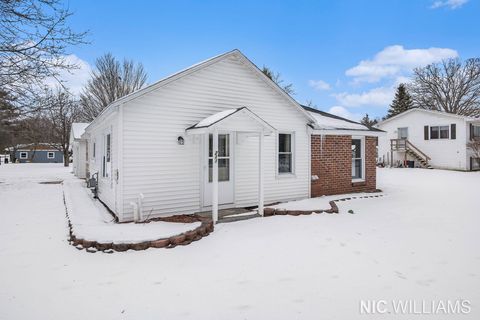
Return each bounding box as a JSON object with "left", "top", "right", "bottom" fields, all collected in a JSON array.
[{"left": 186, "top": 107, "right": 275, "bottom": 135}]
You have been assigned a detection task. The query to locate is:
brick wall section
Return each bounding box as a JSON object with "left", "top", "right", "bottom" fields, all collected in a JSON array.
[{"left": 311, "top": 135, "right": 377, "bottom": 197}]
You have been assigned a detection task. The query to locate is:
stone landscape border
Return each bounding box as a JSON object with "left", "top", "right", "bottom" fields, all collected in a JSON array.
[
  {"left": 62, "top": 186, "right": 382, "bottom": 253},
  {"left": 63, "top": 190, "right": 214, "bottom": 253},
  {"left": 263, "top": 191, "right": 384, "bottom": 217}
]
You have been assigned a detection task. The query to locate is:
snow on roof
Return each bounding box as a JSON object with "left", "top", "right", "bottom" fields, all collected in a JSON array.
[
  {"left": 4, "top": 143, "right": 60, "bottom": 151},
  {"left": 71, "top": 123, "right": 89, "bottom": 139},
  {"left": 189, "top": 108, "right": 240, "bottom": 128},
  {"left": 303, "top": 106, "right": 375, "bottom": 131},
  {"left": 377, "top": 108, "right": 479, "bottom": 126}
]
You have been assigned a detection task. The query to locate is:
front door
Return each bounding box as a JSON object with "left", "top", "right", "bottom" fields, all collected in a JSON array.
[{"left": 204, "top": 133, "right": 234, "bottom": 206}]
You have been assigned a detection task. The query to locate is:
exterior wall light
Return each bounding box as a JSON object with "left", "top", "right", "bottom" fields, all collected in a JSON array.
[{"left": 177, "top": 136, "right": 185, "bottom": 145}]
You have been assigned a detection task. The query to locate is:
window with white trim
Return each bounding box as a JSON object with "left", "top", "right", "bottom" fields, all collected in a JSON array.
[
  {"left": 278, "top": 133, "right": 293, "bottom": 174},
  {"left": 352, "top": 138, "right": 364, "bottom": 180},
  {"left": 430, "top": 126, "right": 449, "bottom": 139},
  {"left": 103, "top": 134, "right": 111, "bottom": 178},
  {"left": 19, "top": 152, "right": 28, "bottom": 159},
  {"left": 47, "top": 152, "right": 55, "bottom": 159}
]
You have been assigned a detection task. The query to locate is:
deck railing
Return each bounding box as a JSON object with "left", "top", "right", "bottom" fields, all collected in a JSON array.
[{"left": 390, "top": 138, "right": 431, "bottom": 165}]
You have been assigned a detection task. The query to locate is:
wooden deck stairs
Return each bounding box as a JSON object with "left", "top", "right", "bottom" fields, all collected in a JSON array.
[{"left": 390, "top": 139, "right": 433, "bottom": 169}]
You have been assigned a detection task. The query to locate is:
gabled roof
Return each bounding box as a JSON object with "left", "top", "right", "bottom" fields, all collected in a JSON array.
[
  {"left": 71, "top": 123, "right": 89, "bottom": 140},
  {"left": 85, "top": 49, "right": 316, "bottom": 132},
  {"left": 4, "top": 143, "right": 61, "bottom": 151},
  {"left": 303, "top": 106, "right": 383, "bottom": 132},
  {"left": 186, "top": 107, "right": 275, "bottom": 134},
  {"left": 376, "top": 108, "right": 478, "bottom": 126}
]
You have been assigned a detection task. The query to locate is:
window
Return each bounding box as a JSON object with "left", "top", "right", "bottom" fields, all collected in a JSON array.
[
  {"left": 278, "top": 133, "right": 293, "bottom": 174},
  {"left": 208, "top": 134, "right": 230, "bottom": 182},
  {"left": 430, "top": 126, "right": 449, "bottom": 139},
  {"left": 352, "top": 138, "right": 364, "bottom": 180},
  {"left": 103, "top": 134, "right": 111, "bottom": 178},
  {"left": 19, "top": 152, "right": 28, "bottom": 159},
  {"left": 473, "top": 125, "right": 480, "bottom": 139},
  {"left": 47, "top": 152, "right": 55, "bottom": 159},
  {"left": 471, "top": 158, "right": 480, "bottom": 171},
  {"left": 92, "top": 141, "right": 96, "bottom": 158},
  {"left": 397, "top": 127, "right": 408, "bottom": 139}
]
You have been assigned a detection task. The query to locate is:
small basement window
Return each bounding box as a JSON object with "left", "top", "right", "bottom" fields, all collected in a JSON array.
[
  {"left": 19, "top": 152, "right": 28, "bottom": 159},
  {"left": 278, "top": 133, "right": 293, "bottom": 174},
  {"left": 47, "top": 152, "right": 55, "bottom": 159},
  {"left": 430, "top": 126, "right": 449, "bottom": 139}
]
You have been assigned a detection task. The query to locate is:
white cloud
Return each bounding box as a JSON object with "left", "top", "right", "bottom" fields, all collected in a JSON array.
[
  {"left": 327, "top": 106, "right": 363, "bottom": 121},
  {"left": 430, "top": 0, "right": 468, "bottom": 9},
  {"left": 345, "top": 45, "right": 458, "bottom": 83},
  {"left": 308, "top": 79, "right": 331, "bottom": 91},
  {"left": 45, "top": 54, "right": 92, "bottom": 95},
  {"left": 333, "top": 86, "right": 395, "bottom": 108}
]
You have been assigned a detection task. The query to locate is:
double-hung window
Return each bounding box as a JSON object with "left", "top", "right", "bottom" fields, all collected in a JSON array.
[
  {"left": 278, "top": 133, "right": 293, "bottom": 174},
  {"left": 19, "top": 152, "right": 28, "bottom": 159},
  {"left": 430, "top": 126, "right": 449, "bottom": 139},
  {"left": 352, "top": 138, "right": 364, "bottom": 180},
  {"left": 47, "top": 152, "right": 55, "bottom": 159},
  {"left": 103, "top": 134, "right": 111, "bottom": 178}
]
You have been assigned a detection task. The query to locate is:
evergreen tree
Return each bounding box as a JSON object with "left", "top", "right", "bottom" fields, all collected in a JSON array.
[
  {"left": 386, "top": 83, "right": 414, "bottom": 119},
  {"left": 360, "top": 113, "right": 378, "bottom": 128}
]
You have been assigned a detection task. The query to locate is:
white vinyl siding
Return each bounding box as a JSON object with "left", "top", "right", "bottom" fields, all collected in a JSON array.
[
  {"left": 377, "top": 110, "right": 469, "bottom": 170},
  {"left": 85, "top": 115, "right": 118, "bottom": 213},
  {"left": 120, "top": 54, "right": 310, "bottom": 221}
]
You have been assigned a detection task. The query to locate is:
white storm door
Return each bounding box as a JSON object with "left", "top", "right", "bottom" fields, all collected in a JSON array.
[{"left": 204, "top": 133, "right": 234, "bottom": 206}]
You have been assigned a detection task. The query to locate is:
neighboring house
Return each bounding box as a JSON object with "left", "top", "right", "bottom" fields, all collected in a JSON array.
[
  {"left": 7, "top": 144, "right": 63, "bottom": 163},
  {"left": 0, "top": 154, "right": 10, "bottom": 164},
  {"left": 77, "top": 49, "right": 382, "bottom": 222},
  {"left": 376, "top": 108, "right": 480, "bottom": 171},
  {"left": 70, "top": 123, "right": 90, "bottom": 179}
]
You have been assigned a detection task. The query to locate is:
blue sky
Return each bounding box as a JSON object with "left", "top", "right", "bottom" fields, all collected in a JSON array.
[{"left": 62, "top": 0, "right": 479, "bottom": 120}]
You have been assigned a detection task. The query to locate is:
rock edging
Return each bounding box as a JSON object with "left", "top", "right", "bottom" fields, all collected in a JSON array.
[
  {"left": 62, "top": 188, "right": 214, "bottom": 253},
  {"left": 263, "top": 193, "right": 384, "bottom": 217}
]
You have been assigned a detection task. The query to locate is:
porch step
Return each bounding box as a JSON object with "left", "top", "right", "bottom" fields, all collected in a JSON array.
[{"left": 217, "top": 213, "right": 261, "bottom": 224}]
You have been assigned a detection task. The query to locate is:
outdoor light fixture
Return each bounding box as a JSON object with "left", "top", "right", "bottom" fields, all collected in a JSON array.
[{"left": 177, "top": 136, "right": 185, "bottom": 145}]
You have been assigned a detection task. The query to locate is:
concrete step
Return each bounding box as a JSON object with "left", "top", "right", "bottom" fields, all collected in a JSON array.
[{"left": 217, "top": 213, "right": 261, "bottom": 224}]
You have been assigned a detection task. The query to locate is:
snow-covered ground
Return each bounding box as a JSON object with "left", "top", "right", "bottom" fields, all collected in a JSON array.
[
  {"left": 63, "top": 180, "right": 200, "bottom": 243},
  {"left": 0, "top": 164, "right": 479, "bottom": 319}
]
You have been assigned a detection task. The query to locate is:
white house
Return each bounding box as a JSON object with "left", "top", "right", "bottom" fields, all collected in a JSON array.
[
  {"left": 70, "top": 123, "right": 89, "bottom": 178},
  {"left": 78, "top": 50, "right": 382, "bottom": 223},
  {"left": 376, "top": 108, "right": 480, "bottom": 171}
]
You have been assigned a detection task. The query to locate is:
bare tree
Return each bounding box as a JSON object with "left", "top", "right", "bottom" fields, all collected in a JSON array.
[
  {"left": 467, "top": 140, "right": 480, "bottom": 158},
  {"left": 79, "top": 53, "right": 147, "bottom": 121},
  {"left": 40, "top": 87, "right": 80, "bottom": 166},
  {"left": 261, "top": 65, "right": 295, "bottom": 95},
  {"left": 0, "top": 0, "right": 87, "bottom": 113},
  {"left": 0, "top": 90, "right": 18, "bottom": 151},
  {"left": 409, "top": 58, "right": 480, "bottom": 117}
]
